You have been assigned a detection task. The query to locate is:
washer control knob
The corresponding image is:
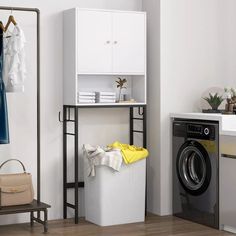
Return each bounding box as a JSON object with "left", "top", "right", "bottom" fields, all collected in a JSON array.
[{"left": 204, "top": 128, "right": 210, "bottom": 135}]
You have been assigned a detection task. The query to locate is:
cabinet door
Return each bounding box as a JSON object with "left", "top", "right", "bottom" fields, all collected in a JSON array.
[
  {"left": 77, "top": 10, "right": 112, "bottom": 73},
  {"left": 112, "top": 12, "right": 146, "bottom": 74},
  {"left": 220, "top": 135, "right": 236, "bottom": 230}
]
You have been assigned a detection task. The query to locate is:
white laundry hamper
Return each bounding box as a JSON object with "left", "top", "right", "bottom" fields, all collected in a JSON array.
[{"left": 84, "top": 157, "right": 146, "bottom": 226}]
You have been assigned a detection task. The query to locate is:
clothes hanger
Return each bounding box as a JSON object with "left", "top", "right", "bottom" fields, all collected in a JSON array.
[
  {"left": 4, "top": 9, "right": 17, "bottom": 32},
  {"left": 0, "top": 22, "right": 6, "bottom": 32}
]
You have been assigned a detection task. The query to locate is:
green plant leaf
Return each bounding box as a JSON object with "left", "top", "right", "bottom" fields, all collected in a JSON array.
[{"left": 202, "top": 92, "right": 224, "bottom": 110}]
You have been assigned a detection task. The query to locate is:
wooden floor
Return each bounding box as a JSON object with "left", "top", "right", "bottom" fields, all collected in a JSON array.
[{"left": 0, "top": 215, "right": 233, "bottom": 236}]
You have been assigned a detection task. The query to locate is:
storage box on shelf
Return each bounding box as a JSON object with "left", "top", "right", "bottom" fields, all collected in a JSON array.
[{"left": 63, "top": 8, "right": 146, "bottom": 106}]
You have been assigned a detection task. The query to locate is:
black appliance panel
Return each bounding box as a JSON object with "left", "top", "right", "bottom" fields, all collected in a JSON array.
[
  {"left": 172, "top": 119, "right": 219, "bottom": 229},
  {"left": 173, "top": 121, "right": 216, "bottom": 140}
]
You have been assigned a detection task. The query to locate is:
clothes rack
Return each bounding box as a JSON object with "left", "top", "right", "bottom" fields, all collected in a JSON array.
[
  {"left": 0, "top": 6, "right": 50, "bottom": 233},
  {"left": 61, "top": 104, "right": 147, "bottom": 224}
]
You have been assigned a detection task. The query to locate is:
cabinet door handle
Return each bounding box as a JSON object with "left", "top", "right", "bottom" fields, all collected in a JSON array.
[
  {"left": 106, "top": 41, "right": 110, "bottom": 44},
  {"left": 114, "top": 41, "right": 118, "bottom": 44}
]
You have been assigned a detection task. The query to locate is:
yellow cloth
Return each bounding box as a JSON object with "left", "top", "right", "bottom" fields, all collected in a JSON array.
[{"left": 108, "top": 141, "right": 149, "bottom": 164}]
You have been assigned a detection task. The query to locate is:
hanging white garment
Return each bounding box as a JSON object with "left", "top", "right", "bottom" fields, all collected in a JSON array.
[{"left": 3, "top": 25, "right": 26, "bottom": 93}]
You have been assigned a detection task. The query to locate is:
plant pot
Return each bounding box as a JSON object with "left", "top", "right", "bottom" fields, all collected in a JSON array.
[
  {"left": 225, "top": 103, "right": 234, "bottom": 112},
  {"left": 202, "top": 109, "right": 222, "bottom": 114}
]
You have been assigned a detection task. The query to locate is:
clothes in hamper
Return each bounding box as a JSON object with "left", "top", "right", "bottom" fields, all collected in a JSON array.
[
  {"left": 3, "top": 24, "right": 26, "bottom": 93},
  {"left": 0, "top": 24, "right": 10, "bottom": 144},
  {"left": 83, "top": 144, "right": 123, "bottom": 177},
  {"left": 108, "top": 141, "right": 149, "bottom": 164}
]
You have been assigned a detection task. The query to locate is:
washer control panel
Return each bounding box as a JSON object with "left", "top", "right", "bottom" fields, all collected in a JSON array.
[
  {"left": 187, "top": 124, "right": 215, "bottom": 140},
  {"left": 173, "top": 120, "right": 217, "bottom": 141}
]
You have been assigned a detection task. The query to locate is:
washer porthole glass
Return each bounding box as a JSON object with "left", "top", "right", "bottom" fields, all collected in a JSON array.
[{"left": 176, "top": 141, "right": 211, "bottom": 195}]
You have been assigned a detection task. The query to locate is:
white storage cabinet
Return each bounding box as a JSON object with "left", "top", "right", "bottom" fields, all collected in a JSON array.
[
  {"left": 77, "top": 9, "right": 146, "bottom": 74},
  {"left": 63, "top": 8, "right": 147, "bottom": 106}
]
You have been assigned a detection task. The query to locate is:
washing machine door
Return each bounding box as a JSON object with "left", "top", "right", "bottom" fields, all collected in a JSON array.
[{"left": 177, "top": 140, "right": 211, "bottom": 196}]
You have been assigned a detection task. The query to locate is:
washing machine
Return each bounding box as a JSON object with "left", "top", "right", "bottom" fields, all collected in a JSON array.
[{"left": 172, "top": 119, "right": 219, "bottom": 229}]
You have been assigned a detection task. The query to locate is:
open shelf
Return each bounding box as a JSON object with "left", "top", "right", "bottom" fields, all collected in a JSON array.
[
  {"left": 64, "top": 74, "right": 146, "bottom": 106},
  {"left": 66, "top": 102, "right": 146, "bottom": 108},
  {"left": 0, "top": 200, "right": 50, "bottom": 215}
]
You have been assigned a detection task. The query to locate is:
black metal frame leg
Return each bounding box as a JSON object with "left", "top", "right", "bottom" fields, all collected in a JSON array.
[
  {"left": 44, "top": 209, "right": 48, "bottom": 233},
  {"left": 142, "top": 106, "right": 147, "bottom": 148},
  {"left": 63, "top": 106, "right": 67, "bottom": 219},
  {"left": 30, "top": 212, "right": 34, "bottom": 227},
  {"left": 130, "top": 107, "right": 134, "bottom": 145},
  {"left": 74, "top": 107, "right": 79, "bottom": 224},
  {"left": 30, "top": 209, "right": 48, "bottom": 233}
]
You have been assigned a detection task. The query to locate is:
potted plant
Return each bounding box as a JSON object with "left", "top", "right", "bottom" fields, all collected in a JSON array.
[
  {"left": 202, "top": 93, "right": 224, "bottom": 113},
  {"left": 224, "top": 88, "right": 236, "bottom": 113},
  {"left": 116, "top": 77, "right": 127, "bottom": 102}
]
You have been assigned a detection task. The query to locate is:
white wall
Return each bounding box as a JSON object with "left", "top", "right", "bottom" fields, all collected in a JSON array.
[
  {"left": 219, "top": 0, "right": 236, "bottom": 87},
  {"left": 143, "top": 0, "right": 236, "bottom": 215},
  {"left": 0, "top": 0, "right": 142, "bottom": 225},
  {"left": 142, "top": 0, "right": 161, "bottom": 215},
  {"left": 160, "top": 0, "right": 225, "bottom": 215}
]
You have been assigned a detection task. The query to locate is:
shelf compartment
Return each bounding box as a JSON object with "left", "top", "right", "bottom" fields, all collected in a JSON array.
[{"left": 76, "top": 75, "right": 146, "bottom": 106}]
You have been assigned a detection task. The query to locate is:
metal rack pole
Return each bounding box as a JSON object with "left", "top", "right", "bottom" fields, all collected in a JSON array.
[
  {"left": 130, "top": 107, "right": 134, "bottom": 145},
  {"left": 0, "top": 4, "right": 41, "bottom": 204},
  {"left": 74, "top": 107, "right": 79, "bottom": 224},
  {"left": 63, "top": 106, "right": 67, "bottom": 219},
  {"left": 143, "top": 106, "right": 147, "bottom": 148}
]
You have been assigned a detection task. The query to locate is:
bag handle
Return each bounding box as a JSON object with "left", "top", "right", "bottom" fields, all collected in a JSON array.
[{"left": 0, "top": 159, "right": 26, "bottom": 173}]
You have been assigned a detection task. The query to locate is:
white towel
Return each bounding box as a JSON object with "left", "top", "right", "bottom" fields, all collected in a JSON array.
[
  {"left": 78, "top": 99, "right": 95, "bottom": 103},
  {"left": 96, "top": 99, "right": 116, "bottom": 103},
  {"left": 79, "top": 95, "right": 96, "bottom": 99},
  {"left": 83, "top": 144, "right": 123, "bottom": 177},
  {"left": 96, "top": 92, "right": 116, "bottom": 96},
  {"left": 78, "top": 92, "right": 95, "bottom": 96},
  {"left": 98, "top": 95, "right": 116, "bottom": 99}
]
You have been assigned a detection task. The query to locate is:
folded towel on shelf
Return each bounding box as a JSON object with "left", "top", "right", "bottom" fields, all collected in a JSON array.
[
  {"left": 96, "top": 99, "right": 116, "bottom": 103},
  {"left": 78, "top": 92, "right": 96, "bottom": 103},
  {"left": 78, "top": 91, "right": 95, "bottom": 96},
  {"left": 95, "top": 91, "right": 117, "bottom": 103},
  {"left": 79, "top": 95, "right": 96, "bottom": 99},
  {"left": 98, "top": 95, "right": 116, "bottom": 99},
  {"left": 78, "top": 99, "right": 96, "bottom": 103},
  {"left": 96, "top": 91, "right": 116, "bottom": 96}
]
